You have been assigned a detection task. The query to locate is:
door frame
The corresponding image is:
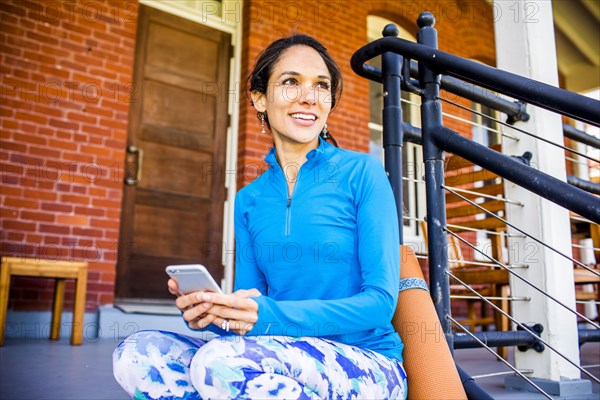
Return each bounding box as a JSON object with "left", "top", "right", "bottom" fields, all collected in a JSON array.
[{"left": 138, "top": 0, "right": 242, "bottom": 293}]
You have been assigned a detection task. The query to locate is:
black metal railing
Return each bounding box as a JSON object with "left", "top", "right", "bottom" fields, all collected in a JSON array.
[
  {"left": 351, "top": 11, "right": 600, "bottom": 399},
  {"left": 352, "top": 12, "right": 600, "bottom": 332}
]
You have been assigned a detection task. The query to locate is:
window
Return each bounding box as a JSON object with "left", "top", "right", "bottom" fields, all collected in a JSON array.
[
  {"left": 471, "top": 102, "right": 501, "bottom": 260},
  {"left": 471, "top": 103, "right": 500, "bottom": 147}
]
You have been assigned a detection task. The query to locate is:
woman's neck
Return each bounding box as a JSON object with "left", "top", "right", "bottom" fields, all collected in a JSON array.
[{"left": 273, "top": 136, "right": 319, "bottom": 193}]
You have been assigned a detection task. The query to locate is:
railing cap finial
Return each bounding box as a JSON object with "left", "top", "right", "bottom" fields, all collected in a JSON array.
[
  {"left": 417, "top": 11, "right": 435, "bottom": 28},
  {"left": 383, "top": 23, "right": 399, "bottom": 37}
]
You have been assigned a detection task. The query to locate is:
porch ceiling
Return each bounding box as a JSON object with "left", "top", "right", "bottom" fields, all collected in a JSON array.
[{"left": 553, "top": 0, "right": 600, "bottom": 93}]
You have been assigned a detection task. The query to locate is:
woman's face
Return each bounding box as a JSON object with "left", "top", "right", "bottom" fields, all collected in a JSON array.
[{"left": 253, "top": 45, "right": 333, "bottom": 147}]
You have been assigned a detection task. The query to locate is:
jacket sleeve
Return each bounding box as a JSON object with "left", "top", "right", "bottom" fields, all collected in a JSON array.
[
  {"left": 233, "top": 190, "right": 268, "bottom": 295},
  {"left": 246, "top": 156, "right": 400, "bottom": 337}
]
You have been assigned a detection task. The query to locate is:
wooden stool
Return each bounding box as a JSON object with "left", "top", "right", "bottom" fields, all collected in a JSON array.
[{"left": 0, "top": 257, "right": 88, "bottom": 345}]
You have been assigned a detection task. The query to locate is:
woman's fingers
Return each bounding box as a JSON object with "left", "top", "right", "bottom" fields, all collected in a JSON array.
[
  {"left": 182, "top": 300, "right": 212, "bottom": 322},
  {"left": 188, "top": 314, "right": 254, "bottom": 335},
  {"left": 207, "top": 315, "right": 255, "bottom": 336},
  {"left": 188, "top": 312, "right": 217, "bottom": 330},
  {"left": 224, "top": 318, "right": 255, "bottom": 335},
  {"left": 200, "top": 292, "right": 259, "bottom": 312},
  {"left": 167, "top": 279, "right": 180, "bottom": 296},
  {"left": 175, "top": 291, "right": 212, "bottom": 311},
  {"left": 191, "top": 301, "right": 258, "bottom": 328},
  {"left": 176, "top": 291, "right": 260, "bottom": 334},
  {"left": 177, "top": 291, "right": 259, "bottom": 312},
  {"left": 180, "top": 293, "right": 256, "bottom": 322},
  {"left": 208, "top": 303, "right": 258, "bottom": 324},
  {"left": 190, "top": 293, "right": 259, "bottom": 335},
  {"left": 233, "top": 288, "right": 262, "bottom": 298}
]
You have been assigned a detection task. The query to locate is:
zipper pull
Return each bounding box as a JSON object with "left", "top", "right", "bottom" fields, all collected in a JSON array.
[{"left": 287, "top": 197, "right": 292, "bottom": 207}]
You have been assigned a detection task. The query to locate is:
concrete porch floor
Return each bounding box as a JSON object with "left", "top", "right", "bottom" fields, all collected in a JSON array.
[{"left": 0, "top": 335, "right": 598, "bottom": 399}]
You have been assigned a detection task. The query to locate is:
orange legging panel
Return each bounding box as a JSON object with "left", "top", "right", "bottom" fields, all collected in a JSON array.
[{"left": 392, "top": 246, "right": 467, "bottom": 400}]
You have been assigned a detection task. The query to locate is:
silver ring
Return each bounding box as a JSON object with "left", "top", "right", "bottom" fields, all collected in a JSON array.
[{"left": 221, "top": 319, "right": 230, "bottom": 332}]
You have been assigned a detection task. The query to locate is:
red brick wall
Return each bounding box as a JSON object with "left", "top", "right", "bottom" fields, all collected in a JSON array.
[
  {"left": 1, "top": 0, "right": 138, "bottom": 311},
  {"left": 1, "top": 0, "right": 495, "bottom": 314}
]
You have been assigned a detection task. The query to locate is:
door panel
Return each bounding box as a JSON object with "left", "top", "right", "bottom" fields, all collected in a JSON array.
[
  {"left": 133, "top": 204, "right": 209, "bottom": 257},
  {"left": 142, "top": 80, "right": 216, "bottom": 134},
  {"left": 116, "top": 5, "right": 231, "bottom": 300},
  {"left": 146, "top": 23, "right": 219, "bottom": 81},
  {"left": 140, "top": 142, "right": 213, "bottom": 197}
]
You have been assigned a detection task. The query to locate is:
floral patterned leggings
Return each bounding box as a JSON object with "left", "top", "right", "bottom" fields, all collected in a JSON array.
[{"left": 113, "top": 330, "right": 408, "bottom": 399}]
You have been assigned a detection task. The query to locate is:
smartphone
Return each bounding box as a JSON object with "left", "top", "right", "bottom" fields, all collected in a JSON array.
[{"left": 165, "top": 264, "right": 223, "bottom": 294}]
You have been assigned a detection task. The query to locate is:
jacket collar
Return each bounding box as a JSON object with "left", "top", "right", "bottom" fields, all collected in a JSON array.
[{"left": 264, "top": 136, "right": 334, "bottom": 170}]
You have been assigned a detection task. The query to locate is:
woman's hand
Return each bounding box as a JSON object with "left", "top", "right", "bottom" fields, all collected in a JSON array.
[
  {"left": 167, "top": 278, "right": 182, "bottom": 296},
  {"left": 172, "top": 284, "right": 261, "bottom": 336},
  {"left": 200, "top": 290, "right": 261, "bottom": 335},
  {"left": 169, "top": 278, "right": 217, "bottom": 330}
]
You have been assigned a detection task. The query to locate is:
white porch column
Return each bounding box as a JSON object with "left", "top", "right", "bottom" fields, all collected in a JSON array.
[{"left": 493, "top": 0, "right": 582, "bottom": 387}]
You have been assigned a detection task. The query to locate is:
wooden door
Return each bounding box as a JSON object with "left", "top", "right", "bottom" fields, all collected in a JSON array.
[{"left": 116, "top": 5, "right": 231, "bottom": 301}]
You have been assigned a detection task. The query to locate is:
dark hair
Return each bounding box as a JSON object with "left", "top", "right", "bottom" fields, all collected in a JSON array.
[{"left": 248, "top": 34, "right": 342, "bottom": 146}]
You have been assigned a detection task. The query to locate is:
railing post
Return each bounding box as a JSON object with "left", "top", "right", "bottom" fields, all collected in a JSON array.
[
  {"left": 381, "top": 24, "right": 404, "bottom": 243},
  {"left": 416, "top": 12, "right": 453, "bottom": 351},
  {"left": 493, "top": 0, "right": 587, "bottom": 394}
]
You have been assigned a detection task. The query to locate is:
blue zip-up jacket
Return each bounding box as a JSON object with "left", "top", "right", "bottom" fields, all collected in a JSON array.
[{"left": 233, "top": 137, "right": 404, "bottom": 361}]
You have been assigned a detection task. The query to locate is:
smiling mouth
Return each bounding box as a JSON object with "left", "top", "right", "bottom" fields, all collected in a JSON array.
[{"left": 289, "top": 113, "right": 317, "bottom": 121}]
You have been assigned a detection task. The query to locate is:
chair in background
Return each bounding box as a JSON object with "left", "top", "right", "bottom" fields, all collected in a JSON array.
[
  {"left": 421, "top": 220, "right": 509, "bottom": 359},
  {"left": 443, "top": 146, "right": 600, "bottom": 342}
]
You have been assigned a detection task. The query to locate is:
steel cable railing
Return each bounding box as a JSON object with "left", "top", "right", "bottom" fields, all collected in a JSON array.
[
  {"left": 412, "top": 252, "right": 527, "bottom": 270},
  {"left": 374, "top": 37, "right": 600, "bottom": 198},
  {"left": 396, "top": 97, "right": 600, "bottom": 196},
  {"left": 365, "top": 58, "right": 531, "bottom": 125},
  {"left": 443, "top": 185, "right": 523, "bottom": 206},
  {"left": 440, "top": 107, "right": 520, "bottom": 142},
  {"left": 451, "top": 294, "right": 527, "bottom": 301},
  {"left": 351, "top": 36, "right": 600, "bottom": 126},
  {"left": 352, "top": 13, "right": 600, "bottom": 397},
  {"left": 443, "top": 163, "right": 599, "bottom": 378},
  {"left": 399, "top": 119, "right": 600, "bottom": 195},
  {"left": 446, "top": 228, "right": 600, "bottom": 330},
  {"left": 439, "top": 96, "right": 600, "bottom": 164},
  {"left": 471, "top": 370, "right": 534, "bottom": 379},
  {"left": 369, "top": 40, "right": 600, "bottom": 164},
  {"left": 449, "top": 315, "right": 553, "bottom": 400},
  {"left": 445, "top": 186, "right": 599, "bottom": 277},
  {"left": 448, "top": 271, "right": 600, "bottom": 384},
  {"left": 411, "top": 46, "right": 596, "bottom": 140},
  {"left": 445, "top": 223, "right": 526, "bottom": 239}
]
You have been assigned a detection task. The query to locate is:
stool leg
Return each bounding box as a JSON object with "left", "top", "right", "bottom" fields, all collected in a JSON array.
[
  {"left": 0, "top": 263, "right": 11, "bottom": 346},
  {"left": 71, "top": 268, "right": 87, "bottom": 345},
  {"left": 467, "top": 301, "right": 476, "bottom": 333},
  {"left": 51, "top": 279, "right": 66, "bottom": 341}
]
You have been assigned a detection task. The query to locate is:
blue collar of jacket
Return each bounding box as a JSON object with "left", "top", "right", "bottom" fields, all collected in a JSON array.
[{"left": 264, "top": 136, "right": 335, "bottom": 170}]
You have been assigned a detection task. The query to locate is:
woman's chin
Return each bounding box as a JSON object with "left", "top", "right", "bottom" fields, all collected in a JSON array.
[{"left": 276, "top": 131, "right": 320, "bottom": 145}]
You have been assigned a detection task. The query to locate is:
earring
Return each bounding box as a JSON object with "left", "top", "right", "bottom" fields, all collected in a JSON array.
[
  {"left": 260, "top": 113, "right": 266, "bottom": 135},
  {"left": 321, "top": 123, "right": 328, "bottom": 139}
]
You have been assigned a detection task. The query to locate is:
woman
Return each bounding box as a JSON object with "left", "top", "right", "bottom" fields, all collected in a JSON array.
[{"left": 113, "top": 34, "right": 408, "bottom": 399}]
